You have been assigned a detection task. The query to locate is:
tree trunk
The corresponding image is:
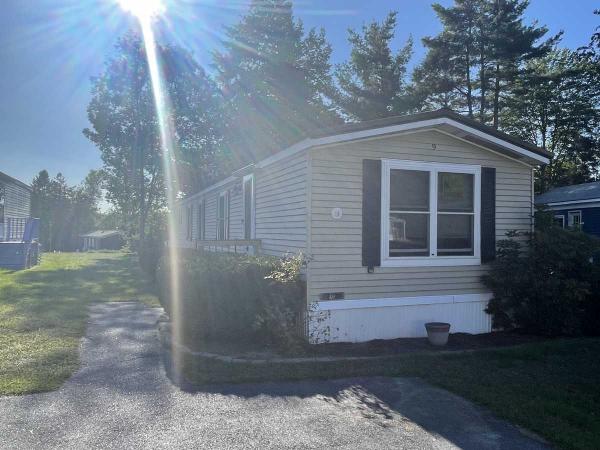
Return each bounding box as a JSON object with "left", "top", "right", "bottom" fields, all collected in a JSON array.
[
  {"left": 493, "top": 62, "right": 501, "bottom": 129},
  {"left": 466, "top": 45, "right": 473, "bottom": 118},
  {"left": 133, "top": 56, "right": 146, "bottom": 243},
  {"left": 479, "top": 42, "right": 486, "bottom": 123}
]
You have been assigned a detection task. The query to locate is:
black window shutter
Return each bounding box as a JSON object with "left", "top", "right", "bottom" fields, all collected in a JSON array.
[
  {"left": 362, "top": 159, "right": 382, "bottom": 270},
  {"left": 481, "top": 167, "right": 496, "bottom": 263}
]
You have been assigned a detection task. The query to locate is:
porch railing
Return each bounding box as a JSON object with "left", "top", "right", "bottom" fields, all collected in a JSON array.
[
  {"left": 0, "top": 217, "right": 40, "bottom": 242},
  {"left": 189, "top": 239, "right": 262, "bottom": 255}
]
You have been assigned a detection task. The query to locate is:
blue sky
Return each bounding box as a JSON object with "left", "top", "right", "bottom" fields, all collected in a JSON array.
[{"left": 0, "top": 0, "right": 597, "bottom": 185}]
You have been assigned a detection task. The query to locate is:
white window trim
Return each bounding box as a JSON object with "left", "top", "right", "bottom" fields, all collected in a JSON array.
[
  {"left": 568, "top": 210, "right": 582, "bottom": 228},
  {"left": 217, "top": 190, "right": 230, "bottom": 240},
  {"left": 554, "top": 214, "right": 565, "bottom": 228},
  {"left": 242, "top": 174, "right": 256, "bottom": 239},
  {"left": 380, "top": 159, "right": 481, "bottom": 267}
]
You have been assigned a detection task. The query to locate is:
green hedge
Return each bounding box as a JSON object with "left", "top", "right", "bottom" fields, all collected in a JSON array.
[
  {"left": 157, "top": 250, "right": 306, "bottom": 351},
  {"left": 483, "top": 209, "right": 600, "bottom": 336}
]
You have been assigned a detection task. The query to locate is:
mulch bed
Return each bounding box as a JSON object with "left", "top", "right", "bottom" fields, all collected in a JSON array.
[
  {"left": 309, "top": 331, "right": 549, "bottom": 357},
  {"left": 180, "top": 328, "right": 550, "bottom": 360}
]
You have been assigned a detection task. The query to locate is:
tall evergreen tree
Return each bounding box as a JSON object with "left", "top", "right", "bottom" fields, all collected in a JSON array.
[
  {"left": 333, "top": 12, "right": 414, "bottom": 120},
  {"left": 413, "top": 0, "right": 481, "bottom": 116},
  {"left": 501, "top": 50, "right": 600, "bottom": 192},
  {"left": 31, "top": 170, "right": 52, "bottom": 249},
  {"left": 487, "top": 0, "right": 556, "bottom": 127},
  {"left": 415, "top": 0, "right": 554, "bottom": 127},
  {"left": 214, "top": 0, "right": 339, "bottom": 167}
]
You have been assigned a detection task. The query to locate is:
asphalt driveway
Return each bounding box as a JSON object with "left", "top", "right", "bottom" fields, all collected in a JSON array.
[{"left": 0, "top": 302, "right": 548, "bottom": 449}]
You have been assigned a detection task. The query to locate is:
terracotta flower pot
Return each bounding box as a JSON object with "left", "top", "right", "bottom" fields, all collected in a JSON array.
[{"left": 425, "top": 322, "right": 451, "bottom": 346}]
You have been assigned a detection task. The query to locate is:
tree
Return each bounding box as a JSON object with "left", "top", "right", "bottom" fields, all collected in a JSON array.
[
  {"left": 69, "top": 170, "right": 104, "bottom": 247},
  {"left": 213, "top": 0, "right": 339, "bottom": 168},
  {"left": 501, "top": 50, "right": 600, "bottom": 192},
  {"left": 31, "top": 170, "right": 52, "bottom": 248},
  {"left": 487, "top": 0, "right": 556, "bottom": 127},
  {"left": 334, "top": 12, "right": 414, "bottom": 121},
  {"left": 413, "top": 0, "right": 482, "bottom": 116},
  {"left": 84, "top": 34, "right": 223, "bottom": 241},
  {"left": 31, "top": 170, "right": 103, "bottom": 251},
  {"left": 415, "top": 0, "right": 554, "bottom": 127}
]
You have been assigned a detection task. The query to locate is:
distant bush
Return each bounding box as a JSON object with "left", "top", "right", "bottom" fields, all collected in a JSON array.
[
  {"left": 157, "top": 251, "right": 307, "bottom": 352},
  {"left": 483, "top": 210, "right": 600, "bottom": 336}
]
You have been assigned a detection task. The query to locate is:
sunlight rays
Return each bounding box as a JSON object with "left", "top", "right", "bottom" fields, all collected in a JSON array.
[
  {"left": 110, "top": 0, "right": 362, "bottom": 375},
  {"left": 118, "top": 0, "right": 184, "bottom": 374}
]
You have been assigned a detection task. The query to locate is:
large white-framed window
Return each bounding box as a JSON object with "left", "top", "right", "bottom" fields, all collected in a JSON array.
[
  {"left": 217, "top": 190, "right": 230, "bottom": 240},
  {"left": 242, "top": 174, "right": 255, "bottom": 239},
  {"left": 381, "top": 159, "right": 481, "bottom": 267}
]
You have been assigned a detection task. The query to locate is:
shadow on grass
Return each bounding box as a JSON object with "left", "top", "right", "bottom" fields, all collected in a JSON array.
[
  {"left": 0, "top": 252, "right": 159, "bottom": 396},
  {"left": 2, "top": 253, "right": 158, "bottom": 332}
]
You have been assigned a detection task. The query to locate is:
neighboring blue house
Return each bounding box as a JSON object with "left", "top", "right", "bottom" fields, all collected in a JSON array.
[{"left": 535, "top": 181, "right": 600, "bottom": 237}]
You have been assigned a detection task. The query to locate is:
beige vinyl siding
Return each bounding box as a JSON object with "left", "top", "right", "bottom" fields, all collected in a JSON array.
[
  {"left": 255, "top": 152, "right": 308, "bottom": 256},
  {"left": 175, "top": 152, "right": 308, "bottom": 256},
  {"left": 307, "top": 130, "right": 533, "bottom": 302},
  {"left": 175, "top": 180, "right": 239, "bottom": 246}
]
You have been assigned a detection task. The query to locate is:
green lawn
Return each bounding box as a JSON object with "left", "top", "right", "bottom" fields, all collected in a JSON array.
[
  {"left": 0, "top": 251, "right": 158, "bottom": 396},
  {"left": 185, "top": 338, "right": 600, "bottom": 450}
]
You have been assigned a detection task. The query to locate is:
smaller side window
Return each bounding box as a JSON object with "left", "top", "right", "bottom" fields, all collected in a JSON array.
[
  {"left": 568, "top": 211, "right": 582, "bottom": 229},
  {"left": 243, "top": 174, "right": 255, "bottom": 239},
  {"left": 0, "top": 184, "right": 5, "bottom": 223},
  {"left": 186, "top": 205, "right": 193, "bottom": 241},
  {"left": 197, "top": 200, "right": 205, "bottom": 240},
  {"left": 217, "top": 191, "right": 230, "bottom": 240}
]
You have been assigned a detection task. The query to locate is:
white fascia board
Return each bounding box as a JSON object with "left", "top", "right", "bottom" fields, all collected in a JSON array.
[
  {"left": 258, "top": 118, "right": 548, "bottom": 169},
  {"left": 542, "top": 198, "right": 600, "bottom": 207},
  {"left": 179, "top": 175, "right": 237, "bottom": 205},
  {"left": 436, "top": 118, "right": 549, "bottom": 164},
  {"left": 315, "top": 293, "right": 493, "bottom": 311}
]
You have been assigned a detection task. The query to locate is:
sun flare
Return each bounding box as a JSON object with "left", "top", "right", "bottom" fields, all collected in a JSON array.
[{"left": 117, "top": 0, "right": 165, "bottom": 20}]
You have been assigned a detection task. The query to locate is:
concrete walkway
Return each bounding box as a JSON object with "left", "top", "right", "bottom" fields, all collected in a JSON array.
[{"left": 0, "top": 302, "right": 548, "bottom": 449}]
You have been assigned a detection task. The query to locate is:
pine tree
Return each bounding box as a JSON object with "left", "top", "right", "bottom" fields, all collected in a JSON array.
[
  {"left": 334, "top": 12, "right": 413, "bottom": 121},
  {"left": 413, "top": 0, "right": 482, "bottom": 117},
  {"left": 487, "top": 0, "right": 556, "bottom": 128},
  {"left": 501, "top": 50, "right": 600, "bottom": 192},
  {"left": 415, "top": 0, "right": 554, "bottom": 127},
  {"left": 214, "top": 0, "right": 339, "bottom": 167}
]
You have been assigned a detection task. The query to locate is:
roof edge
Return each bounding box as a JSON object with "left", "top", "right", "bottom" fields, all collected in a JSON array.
[
  {"left": 0, "top": 171, "right": 32, "bottom": 191},
  {"left": 181, "top": 109, "right": 548, "bottom": 203}
]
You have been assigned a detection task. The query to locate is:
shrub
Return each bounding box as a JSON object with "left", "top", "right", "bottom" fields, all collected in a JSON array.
[
  {"left": 253, "top": 254, "right": 307, "bottom": 352},
  {"left": 157, "top": 251, "right": 307, "bottom": 351},
  {"left": 138, "top": 239, "right": 164, "bottom": 280},
  {"left": 483, "top": 211, "right": 600, "bottom": 336}
]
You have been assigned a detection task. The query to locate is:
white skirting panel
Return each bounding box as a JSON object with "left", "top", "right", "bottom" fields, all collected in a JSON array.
[{"left": 310, "top": 293, "right": 493, "bottom": 343}]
